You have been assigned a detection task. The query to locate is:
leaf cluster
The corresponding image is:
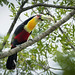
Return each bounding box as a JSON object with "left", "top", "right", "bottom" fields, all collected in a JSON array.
[{"left": 0, "top": 0, "right": 75, "bottom": 75}]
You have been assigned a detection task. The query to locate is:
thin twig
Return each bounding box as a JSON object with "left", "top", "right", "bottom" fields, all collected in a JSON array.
[
  {"left": 59, "top": 27, "right": 75, "bottom": 50},
  {"left": 20, "top": 0, "right": 28, "bottom": 8},
  {"left": 49, "top": 66, "right": 65, "bottom": 70}
]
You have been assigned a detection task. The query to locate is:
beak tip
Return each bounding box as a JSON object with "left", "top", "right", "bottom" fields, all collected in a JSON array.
[{"left": 41, "top": 15, "right": 54, "bottom": 21}]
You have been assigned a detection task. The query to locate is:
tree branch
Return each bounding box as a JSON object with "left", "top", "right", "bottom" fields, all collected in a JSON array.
[
  {"left": 22, "top": 3, "right": 75, "bottom": 12},
  {"left": 0, "top": 0, "right": 28, "bottom": 51},
  {"left": 0, "top": 10, "right": 75, "bottom": 59}
]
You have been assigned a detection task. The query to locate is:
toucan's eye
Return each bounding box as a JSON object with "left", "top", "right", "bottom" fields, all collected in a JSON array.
[
  {"left": 39, "top": 16, "right": 41, "bottom": 19},
  {"left": 37, "top": 15, "right": 41, "bottom": 18},
  {"left": 37, "top": 15, "right": 43, "bottom": 21},
  {"left": 36, "top": 15, "right": 43, "bottom": 21}
]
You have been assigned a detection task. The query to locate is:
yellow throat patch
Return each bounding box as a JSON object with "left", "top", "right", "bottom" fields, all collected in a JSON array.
[{"left": 24, "top": 17, "right": 38, "bottom": 33}]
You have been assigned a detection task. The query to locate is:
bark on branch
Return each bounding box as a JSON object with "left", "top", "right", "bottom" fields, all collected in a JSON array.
[
  {"left": 0, "top": 10, "right": 75, "bottom": 59},
  {"left": 22, "top": 3, "right": 75, "bottom": 12}
]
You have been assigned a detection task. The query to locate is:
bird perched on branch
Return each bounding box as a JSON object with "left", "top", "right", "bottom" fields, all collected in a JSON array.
[{"left": 6, "top": 14, "right": 54, "bottom": 70}]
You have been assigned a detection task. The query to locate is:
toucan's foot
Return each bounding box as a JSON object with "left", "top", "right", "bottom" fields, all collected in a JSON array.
[{"left": 28, "top": 39, "right": 33, "bottom": 41}]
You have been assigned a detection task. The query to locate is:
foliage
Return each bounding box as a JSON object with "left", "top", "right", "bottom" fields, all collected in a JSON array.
[
  {"left": 0, "top": 0, "right": 9, "bottom": 6},
  {"left": 0, "top": 0, "right": 75, "bottom": 75}
]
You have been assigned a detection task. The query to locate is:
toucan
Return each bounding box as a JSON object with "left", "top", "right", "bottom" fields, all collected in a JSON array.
[{"left": 6, "top": 14, "right": 54, "bottom": 70}]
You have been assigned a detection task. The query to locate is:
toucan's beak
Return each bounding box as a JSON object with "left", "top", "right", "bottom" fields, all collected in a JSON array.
[{"left": 41, "top": 15, "right": 54, "bottom": 21}]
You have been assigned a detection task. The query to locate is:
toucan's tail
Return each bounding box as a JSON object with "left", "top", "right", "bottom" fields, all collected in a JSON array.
[
  {"left": 6, "top": 53, "right": 17, "bottom": 70},
  {"left": 6, "top": 48, "right": 17, "bottom": 70}
]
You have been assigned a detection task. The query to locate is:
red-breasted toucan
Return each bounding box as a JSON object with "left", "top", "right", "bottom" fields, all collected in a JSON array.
[{"left": 6, "top": 14, "right": 54, "bottom": 70}]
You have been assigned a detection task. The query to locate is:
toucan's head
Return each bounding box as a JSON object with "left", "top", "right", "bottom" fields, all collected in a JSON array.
[
  {"left": 24, "top": 14, "right": 54, "bottom": 33},
  {"left": 35, "top": 14, "right": 54, "bottom": 21}
]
